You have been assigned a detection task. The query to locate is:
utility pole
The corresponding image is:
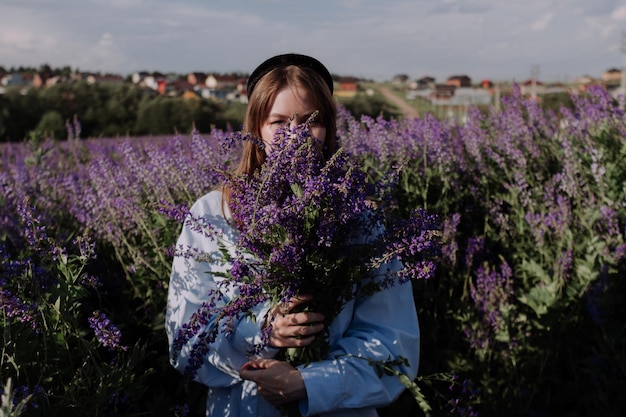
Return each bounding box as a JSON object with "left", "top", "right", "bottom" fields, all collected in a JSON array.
[
  {"left": 531, "top": 65, "right": 540, "bottom": 101},
  {"left": 494, "top": 83, "right": 501, "bottom": 112}
]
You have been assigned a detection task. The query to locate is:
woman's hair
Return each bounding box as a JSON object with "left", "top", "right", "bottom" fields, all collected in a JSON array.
[
  {"left": 237, "top": 64, "right": 337, "bottom": 176},
  {"left": 222, "top": 63, "right": 337, "bottom": 212}
]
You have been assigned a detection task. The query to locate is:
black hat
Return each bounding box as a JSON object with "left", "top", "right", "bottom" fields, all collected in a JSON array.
[{"left": 246, "top": 53, "right": 334, "bottom": 97}]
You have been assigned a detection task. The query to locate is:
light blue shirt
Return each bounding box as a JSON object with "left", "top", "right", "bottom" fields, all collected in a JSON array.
[{"left": 166, "top": 190, "right": 420, "bottom": 417}]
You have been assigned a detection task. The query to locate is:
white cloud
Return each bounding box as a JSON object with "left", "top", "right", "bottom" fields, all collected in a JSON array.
[
  {"left": 531, "top": 12, "right": 555, "bottom": 31},
  {"left": 0, "top": 0, "right": 622, "bottom": 80},
  {"left": 99, "top": 33, "right": 114, "bottom": 47},
  {"left": 611, "top": 6, "right": 626, "bottom": 20}
]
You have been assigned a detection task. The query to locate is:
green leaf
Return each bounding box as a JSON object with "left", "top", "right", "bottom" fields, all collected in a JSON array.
[
  {"left": 290, "top": 183, "right": 303, "bottom": 198},
  {"left": 518, "top": 280, "right": 559, "bottom": 317}
]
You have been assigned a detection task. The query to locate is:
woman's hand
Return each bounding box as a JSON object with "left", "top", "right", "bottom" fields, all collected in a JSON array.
[
  {"left": 265, "top": 295, "right": 324, "bottom": 348},
  {"left": 239, "top": 359, "right": 307, "bottom": 406}
]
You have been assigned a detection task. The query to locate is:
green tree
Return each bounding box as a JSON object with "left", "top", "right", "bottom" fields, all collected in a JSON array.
[
  {"left": 100, "top": 83, "right": 145, "bottom": 136},
  {"left": 1, "top": 87, "right": 43, "bottom": 141},
  {"left": 35, "top": 110, "right": 66, "bottom": 139},
  {"left": 339, "top": 92, "right": 402, "bottom": 120},
  {"left": 135, "top": 96, "right": 195, "bottom": 135},
  {"left": 216, "top": 101, "right": 247, "bottom": 130}
]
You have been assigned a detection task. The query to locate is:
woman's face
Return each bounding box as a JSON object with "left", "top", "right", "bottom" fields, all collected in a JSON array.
[{"left": 260, "top": 85, "right": 327, "bottom": 154}]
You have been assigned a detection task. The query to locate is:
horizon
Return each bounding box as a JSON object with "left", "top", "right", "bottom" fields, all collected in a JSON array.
[{"left": 1, "top": 61, "right": 621, "bottom": 85}]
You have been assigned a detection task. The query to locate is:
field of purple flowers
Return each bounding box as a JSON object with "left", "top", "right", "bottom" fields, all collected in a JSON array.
[{"left": 1, "top": 85, "right": 625, "bottom": 417}]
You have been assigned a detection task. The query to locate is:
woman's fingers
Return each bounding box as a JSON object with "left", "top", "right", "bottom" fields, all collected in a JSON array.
[
  {"left": 269, "top": 319, "right": 324, "bottom": 346},
  {"left": 286, "top": 294, "right": 313, "bottom": 311},
  {"left": 241, "top": 358, "right": 272, "bottom": 371},
  {"left": 239, "top": 359, "right": 307, "bottom": 405},
  {"left": 265, "top": 295, "right": 326, "bottom": 347},
  {"left": 286, "top": 311, "right": 325, "bottom": 325},
  {"left": 274, "top": 312, "right": 324, "bottom": 331}
]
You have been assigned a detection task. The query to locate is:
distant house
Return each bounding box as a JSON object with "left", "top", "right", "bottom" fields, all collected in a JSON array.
[
  {"left": 132, "top": 71, "right": 149, "bottom": 84},
  {"left": 574, "top": 75, "right": 597, "bottom": 92},
  {"left": 235, "top": 77, "right": 247, "bottom": 94},
  {"left": 157, "top": 79, "right": 168, "bottom": 95},
  {"left": 132, "top": 72, "right": 165, "bottom": 90},
  {"left": 452, "top": 87, "right": 492, "bottom": 105},
  {"left": 429, "top": 84, "right": 492, "bottom": 106},
  {"left": 415, "top": 76, "right": 435, "bottom": 90},
  {"left": 335, "top": 77, "right": 358, "bottom": 98},
  {"left": 520, "top": 79, "right": 546, "bottom": 96},
  {"left": 86, "top": 74, "right": 124, "bottom": 85},
  {"left": 187, "top": 72, "right": 207, "bottom": 86},
  {"left": 205, "top": 74, "right": 239, "bottom": 91},
  {"left": 203, "top": 74, "right": 244, "bottom": 100},
  {"left": 392, "top": 74, "right": 410, "bottom": 85},
  {"left": 574, "top": 75, "right": 595, "bottom": 84},
  {"left": 480, "top": 79, "right": 494, "bottom": 89},
  {"left": 1, "top": 73, "right": 32, "bottom": 87},
  {"left": 30, "top": 73, "right": 63, "bottom": 88},
  {"left": 165, "top": 80, "right": 195, "bottom": 96},
  {"left": 33, "top": 72, "right": 50, "bottom": 88},
  {"left": 431, "top": 84, "right": 456, "bottom": 100},
  {"left": 446, "top": 75, "right": 471, "bottom": 88},
  {"left": 602, "top": 68, "right": 622, "bottom": 85},
  {"left": 142, "top": 75, "right": 161, "bottom": 90},
  {"left": 69, "top": 70, "right": 84, "bottom": 82}
]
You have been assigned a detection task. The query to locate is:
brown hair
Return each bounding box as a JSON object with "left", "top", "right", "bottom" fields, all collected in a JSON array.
[{"left": 222, "top": 64, "right": 337, "bottom": 209}]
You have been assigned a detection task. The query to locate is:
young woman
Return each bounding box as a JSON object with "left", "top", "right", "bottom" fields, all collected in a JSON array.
[{"left": 166, "top": 53, "right": 420, "bottom": 417}]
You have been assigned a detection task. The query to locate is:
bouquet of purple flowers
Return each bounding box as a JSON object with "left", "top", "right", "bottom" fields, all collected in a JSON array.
[{"left": 170, "top": 114, "right": 440, "bottom": 375}]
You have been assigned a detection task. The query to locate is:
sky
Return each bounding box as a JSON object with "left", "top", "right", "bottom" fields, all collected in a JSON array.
[{"left": 1, "top": 0, "right": 626, "bottom": 83}]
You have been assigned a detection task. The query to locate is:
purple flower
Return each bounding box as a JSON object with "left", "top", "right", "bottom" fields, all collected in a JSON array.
[
  {"left": 465, "top": 260, "right": 515, "bottom": 351},
  {"left": 80, "top": 274, "right": 103, "bottom": 289},
  {"left": 17, "top": 198, "right": 48, "bottom": 251},
  {"left": 173, "top": 117, "right": 440, "bottom": 373},
  {"left": 0, "top": 245, "right": 44, "bottom": 331},
  {"left": 448, "top": 374, "right": 481, "bottom": 417},
  {"left": 88, "top": 311, "right": 127, "bottom": 352}
]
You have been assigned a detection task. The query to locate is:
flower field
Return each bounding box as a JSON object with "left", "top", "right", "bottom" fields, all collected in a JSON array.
[{"left": 1, "top": 85, "right": 625, "bottom": 416}]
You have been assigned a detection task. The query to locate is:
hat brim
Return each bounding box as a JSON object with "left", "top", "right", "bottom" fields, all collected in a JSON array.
[{"left": 246, "top": 53, "right": 334, "bottom": 97}]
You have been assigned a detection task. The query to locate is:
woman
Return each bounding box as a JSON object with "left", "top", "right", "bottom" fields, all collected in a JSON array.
[{"left": 166, "top": 53, "right": 420, "bottom": 417}]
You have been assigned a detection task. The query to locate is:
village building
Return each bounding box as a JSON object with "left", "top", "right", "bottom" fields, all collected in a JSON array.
[
  {"left": 334, "top": 77, "right": 359, "bottom": 98},
  {"left": 413, "top": 76, "right": 436, "bottom": 90},
  {"left": 446, "top": 75, "right": 472, "bottom": 88},
  {"left": 85, "top": 74, "right": 125, "bottom": 85},
  {"left": 519, "top": 79, "right": 546, "bottom": 97},
  {"left": 187, "top": 72, "right": 207, "bottom": 86},
  {"left": 431, "top": 84, "right": 456, "bottom": 101},
  {"left": 1, "top": 73, "right": 32, "bottom": 87},
  {"left": 602, "top": 68, "right": 622, "bottom": 85}
]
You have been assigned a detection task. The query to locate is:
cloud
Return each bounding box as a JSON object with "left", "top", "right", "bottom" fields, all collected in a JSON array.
[
  {"left": 99, "top": 33, "right": 114, "bottom": 47},
  {"left": 0, "top": 0, "right": 622, "bottom": 81},
  {"left": 531, "top": 12, "right": 554, "bottom": 31},
  {"left": 611, "top": 6, "right": 626, "bottom": 20}
]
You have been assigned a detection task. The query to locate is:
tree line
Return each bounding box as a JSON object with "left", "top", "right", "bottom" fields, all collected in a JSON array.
[
  {"left": 0, "top": 81, "right": 252, "bottom": 142},
  {"left": 2, "top": 63, "right": 573, "bottom": 143},
  {"left": 0, "top": 80, "right": 406, "bottom": 142}
]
